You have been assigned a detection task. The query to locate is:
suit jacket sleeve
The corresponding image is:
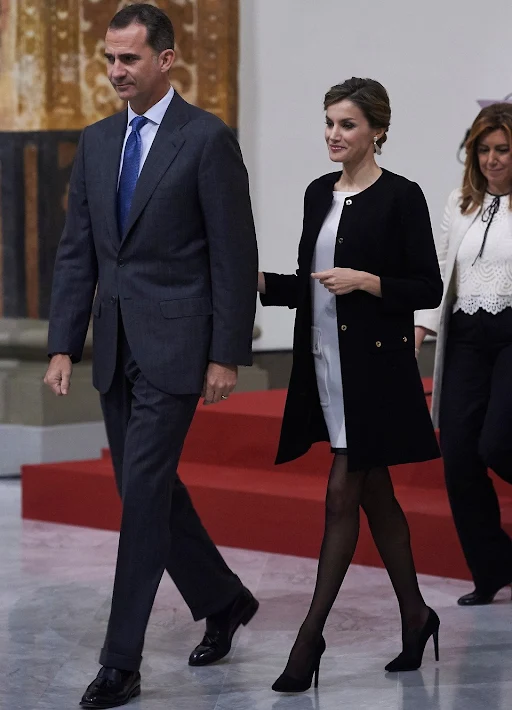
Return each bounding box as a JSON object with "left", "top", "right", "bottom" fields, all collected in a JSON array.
[
  {"left": 380, "top": 181, "right": 443, "bottom": 313},
  {"left": 198, "top": 124, "right": 258, "bottom": 366},
  {"left": 414, "top": 188, "right": 459, "bottom": 333},
  {"left": 47, "top": 129, "right": 98, "bottom": 362}
]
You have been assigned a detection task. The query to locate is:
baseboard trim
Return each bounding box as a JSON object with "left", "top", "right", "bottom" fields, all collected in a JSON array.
[{"left": 0, "top": 421, "right": 107, "bottom": 476}]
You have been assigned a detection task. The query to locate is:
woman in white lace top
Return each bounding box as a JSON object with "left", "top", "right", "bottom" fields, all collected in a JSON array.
[{"left": 415, "top": 102, "right": 512, "bottom": 606}]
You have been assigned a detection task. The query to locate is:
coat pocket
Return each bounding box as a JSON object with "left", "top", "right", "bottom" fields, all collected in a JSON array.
[
  {"left": 311, "top": 327, "right": 331, "bottom": 406},
  {"left": 159, "top": 296, "right": 213, "bottom": 319},
  {"left": 371, "top": 333, "right": 413, "bottom": 352}
]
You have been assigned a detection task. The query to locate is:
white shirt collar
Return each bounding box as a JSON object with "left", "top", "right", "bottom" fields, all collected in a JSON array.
[{"left": 127, "top": 85, "right": 175, "bottom": 127}]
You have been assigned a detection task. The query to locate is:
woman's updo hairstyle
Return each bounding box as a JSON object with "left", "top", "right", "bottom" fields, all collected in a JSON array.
[{"left": 324, "top": 77, "right": 391, "bottom": 152}]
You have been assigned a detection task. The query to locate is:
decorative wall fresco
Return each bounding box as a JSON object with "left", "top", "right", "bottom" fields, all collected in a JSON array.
[
  {"left": 0, "top": 0, "right": 239, "bottom": 317},
  {"left": 0, "top": 0, "right": 238, "bottom": 130}
]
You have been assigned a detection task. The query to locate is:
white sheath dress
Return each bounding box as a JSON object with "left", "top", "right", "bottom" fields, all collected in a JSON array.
[{"left": 311, "top": 191, "right": 358, "bottom": 449}]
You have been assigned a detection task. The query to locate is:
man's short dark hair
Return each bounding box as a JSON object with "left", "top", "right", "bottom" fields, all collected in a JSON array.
[{"left": 109, "top": 3, "right": 175, "bottom": 53}]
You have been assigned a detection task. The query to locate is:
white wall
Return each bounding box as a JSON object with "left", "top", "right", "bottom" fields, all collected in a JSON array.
[{"left": 239, "top": 0, "right": 512, "bottom": 351}]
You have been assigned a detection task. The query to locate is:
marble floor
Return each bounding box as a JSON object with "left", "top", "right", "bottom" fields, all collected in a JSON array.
[{"left": 1, "top": 480, "right": 511, "bottom": 710}]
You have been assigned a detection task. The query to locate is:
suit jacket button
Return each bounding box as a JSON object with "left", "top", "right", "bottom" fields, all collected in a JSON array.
[
  {"left": 110, "top": 296, "right": 117, "bottom": 305},
  {"left": 118, "top": 258, "right": 125, "bottom": 267},
  {"left": 376, "top": 341, "right": 382, "bottom": 347},
  {"left": 403, "top": 336, "right": 408, "bottom": 342},
  {"left": 340, "top": 324, "right": 347, "bottom": 331},
  {"left": 337, "top": 237, "right": 344, "bottom": 244},
  {"left": 346, "top": 199, "right": 353, "bottom": 205}
]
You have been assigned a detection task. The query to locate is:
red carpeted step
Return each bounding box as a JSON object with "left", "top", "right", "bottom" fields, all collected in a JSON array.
[
  {"left": 22, "top": 458, "right": 122, "bottom": 531},
  {"left": 21, "top": 384, "right": 512, "bottom": 581},
  {"left": 21, "top": 456, "right": 512, "bottom": 581},
  {"left": 180, "top": 387, "right": 510, "bottom": 497}
]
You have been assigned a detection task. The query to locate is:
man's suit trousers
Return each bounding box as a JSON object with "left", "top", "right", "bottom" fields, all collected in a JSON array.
[{"left": 98, "top": 321, "right": 243, "bottom": 671}]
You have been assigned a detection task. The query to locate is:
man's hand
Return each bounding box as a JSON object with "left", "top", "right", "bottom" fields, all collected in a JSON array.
[
  {"left": 44, "top": 354, "right": 73, "bottom": 396},
  {"left": 202, "top": 362, "right": 238, "bottom": 405}
]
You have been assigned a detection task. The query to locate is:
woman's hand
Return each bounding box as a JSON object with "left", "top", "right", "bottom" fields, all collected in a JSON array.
[
  {"left": 311, "top": 268, "right": 381, "bottom": 297},
  {"left": 257, "top": 272, "right": 266, "bottom": 294},
  {"left": 311, "top": 268, "right": 361, "bottom": 295}
]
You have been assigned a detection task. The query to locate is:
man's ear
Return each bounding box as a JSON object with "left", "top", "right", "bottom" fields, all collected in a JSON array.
[{"left": 160, "top": 49, "right": 176, "bottom": 73}]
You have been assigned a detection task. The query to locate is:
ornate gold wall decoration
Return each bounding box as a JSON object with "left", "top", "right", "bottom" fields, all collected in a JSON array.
[
  {"left": 0, "top": 0, "right": 239, "bottom": 130},
  {"left": 197, "top": 0, "right": 238, "bottom": 127},
  {"left": 0, "top": 0, "right": 239, "bottom": 318},
  {"left": 23, "top": 143, "right": 39, "bottom": 317}
]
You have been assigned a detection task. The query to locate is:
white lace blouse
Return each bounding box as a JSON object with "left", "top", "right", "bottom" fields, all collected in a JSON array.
[{"left": 453, "top": 193, "right": 512, "bottom": 315}]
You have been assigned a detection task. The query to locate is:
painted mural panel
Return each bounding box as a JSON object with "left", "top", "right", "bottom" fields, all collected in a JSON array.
[{"left": 0, "top": 0, "right": 238, "bottom": 317}]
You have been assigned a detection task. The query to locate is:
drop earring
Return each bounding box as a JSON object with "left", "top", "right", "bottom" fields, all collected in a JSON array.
[{"left": 374, "top": 136, "right": 382, "bottom": 156}]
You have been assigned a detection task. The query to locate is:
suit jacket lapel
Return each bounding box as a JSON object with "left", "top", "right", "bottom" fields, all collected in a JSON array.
[
  {"left": 102, "top": 110, "right": 127, "bottom": 245},
  {"left": 121, "top": 93, "right": 190, "bottom": 243}
]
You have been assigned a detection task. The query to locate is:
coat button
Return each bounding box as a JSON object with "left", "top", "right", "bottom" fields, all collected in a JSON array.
[
  {"left": 110, "top": 296, "right": 117, "bottom": 305},
  {"left": 340, "top": 324, "right": 347, "bottom": 331},
  {"left": 118, "top": 258, "right": 125, "bottom": 267},
  {"left": 403, "top": 336, "right": 408, "bottom": 342},
  {"left": 376, "top": 341, "right": 382, "bottom": 347},
  {"left": 346, "top": 199, "right": 353, "bottom": 206},
  {"left": 337, "top": 237, "right": 344, "bottom": 244}
]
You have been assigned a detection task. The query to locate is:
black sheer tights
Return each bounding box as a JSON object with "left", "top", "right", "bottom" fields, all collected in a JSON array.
[{"left": 282, "top": 455, "right": 428, "bottom": 678}]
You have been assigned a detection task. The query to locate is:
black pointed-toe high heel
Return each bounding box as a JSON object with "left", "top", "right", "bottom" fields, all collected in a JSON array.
[
  {"left": 272, "top": 636, "right": 326, "bottom": 693},
  {"left": 385, "top": 607, "right": 440, "bottom": 673}
]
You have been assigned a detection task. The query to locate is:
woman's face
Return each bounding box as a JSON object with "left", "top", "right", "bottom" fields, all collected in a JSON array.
[
  {"left": 477, "top": 128, "right": 512, "bottom": 194},
  {"left": 325, "top": 99, "right": 381, "bottom": 165}
]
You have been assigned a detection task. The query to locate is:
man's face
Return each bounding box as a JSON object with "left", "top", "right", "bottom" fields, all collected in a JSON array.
[{"left": 104, "top": 22, "right": 174, "bottom": 106}]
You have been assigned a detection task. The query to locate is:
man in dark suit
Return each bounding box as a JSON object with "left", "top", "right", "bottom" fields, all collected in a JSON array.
[{"left": 44, "top": 4, "right": 259, "bottom": 708}]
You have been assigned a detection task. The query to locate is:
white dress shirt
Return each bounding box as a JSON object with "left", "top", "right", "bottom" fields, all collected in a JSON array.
[{"left": 118, "top": 85, "right": 175, "bottom": 183}]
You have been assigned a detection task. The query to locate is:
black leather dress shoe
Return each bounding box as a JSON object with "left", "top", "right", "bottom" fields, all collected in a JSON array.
[
  {"left": 189, "top": 587, "right": 259, "bottom": 666},
  {"left": 458, "top": 582, "right": 512, "bottom": 606},
  {"left": 80, "top": 667, "right": 141, "bottom": 709}
]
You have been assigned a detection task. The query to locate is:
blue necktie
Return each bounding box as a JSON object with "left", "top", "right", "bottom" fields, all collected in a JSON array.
[{"left": 117, "top": 115, "right": 149, "bottom": 235}]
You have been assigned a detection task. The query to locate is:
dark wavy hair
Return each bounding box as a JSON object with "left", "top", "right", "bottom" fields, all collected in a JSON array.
[{"left": 461, "top": 102, "right": 512, "bottom": 214}]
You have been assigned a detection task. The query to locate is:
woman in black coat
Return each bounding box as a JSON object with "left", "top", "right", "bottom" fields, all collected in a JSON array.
[{"left": 259, "top": 78, "right": 443, "bottom": 692}]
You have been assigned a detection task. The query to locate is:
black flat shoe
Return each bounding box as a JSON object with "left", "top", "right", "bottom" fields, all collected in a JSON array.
[
  {"left": 458, "top": 582, "right": 512, "bottom": 606},
  {"left": 188, "top": 587, "right": 259, "bottom": 666},
  {"left": 80, "top": 667, "right": 141, "bottom": 708},
  {"left": 385, "top": 607, "right": 440, "bottom": 673},
  {"left": 272, "top": 636, "right": 326, "bottom": 693}
]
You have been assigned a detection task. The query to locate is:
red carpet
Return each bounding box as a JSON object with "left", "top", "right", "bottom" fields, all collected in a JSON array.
[{"left": 22, "top": 382, "right": 512, "bottom": 581}]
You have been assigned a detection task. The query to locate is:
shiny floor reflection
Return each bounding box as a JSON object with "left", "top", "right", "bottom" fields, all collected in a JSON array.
[{"left": 1, "top": 480, "right": 511, "bottom": 710}]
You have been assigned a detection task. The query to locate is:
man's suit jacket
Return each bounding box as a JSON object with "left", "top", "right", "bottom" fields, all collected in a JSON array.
[{"left": 48, "top": 93, "right": 258, "bottom": 395}]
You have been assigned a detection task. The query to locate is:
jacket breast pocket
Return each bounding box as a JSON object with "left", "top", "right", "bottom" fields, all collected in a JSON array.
[{"left": 159, "top": 296, "right": 213, "bottom": 319}]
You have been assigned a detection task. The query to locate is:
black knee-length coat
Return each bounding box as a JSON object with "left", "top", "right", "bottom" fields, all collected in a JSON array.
[{"left": 261, "top": 169, "right": 443, "bottom": 471}]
